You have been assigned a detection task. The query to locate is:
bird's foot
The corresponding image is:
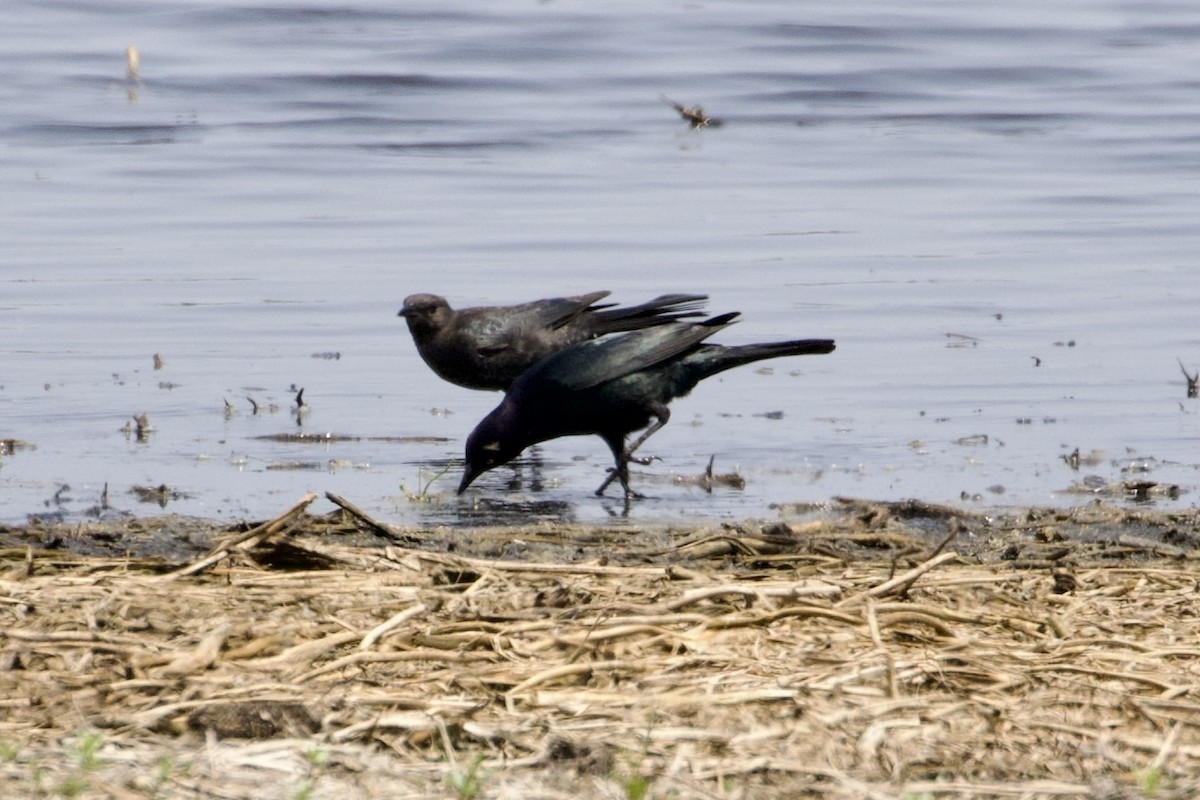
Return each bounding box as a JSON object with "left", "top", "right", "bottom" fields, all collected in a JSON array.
[
  {"left": 595, "top": 481, "right": 643, "bottom": 501},
  {"left": 595, "top": 468, "right": 619, "bottom": 497},
  {"left": 596, "top": 465, "right": 644, "bottom": 500},
  {"left": 596, "top": 454, "right": 658, "bottom": 497}
]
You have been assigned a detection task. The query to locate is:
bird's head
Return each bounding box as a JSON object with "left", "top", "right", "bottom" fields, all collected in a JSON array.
[
  {"left": 398, "top": 294, "right": 451, "bottom": 336},
  {"left": 458, "top": 402, "right": 525, "bottom": 494}
]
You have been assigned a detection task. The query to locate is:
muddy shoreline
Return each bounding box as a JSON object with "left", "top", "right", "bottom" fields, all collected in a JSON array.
[{"left": 4, "top": 492, "right": 1197, "bottom": 566}]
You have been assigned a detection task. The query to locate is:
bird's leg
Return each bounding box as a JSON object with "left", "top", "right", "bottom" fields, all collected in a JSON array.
[
  {"left": 595, "top": 435, "right": 631, "bottom": 498},
  {"left": 622, "top": 405, "right": 670, "bottom": 464},
  {"left": 609, "top": 457, "right": 640, "bottom": 500},
  {"left": 595, "top": 405, "right": 670, "bottom": 498}
]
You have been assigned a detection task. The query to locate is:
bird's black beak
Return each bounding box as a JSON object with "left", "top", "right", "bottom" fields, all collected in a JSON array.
[{"left": 457, "top": 464, "right": 479, "bottom": 495}]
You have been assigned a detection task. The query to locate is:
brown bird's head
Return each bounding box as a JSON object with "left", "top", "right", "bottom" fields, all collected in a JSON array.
[{"left": 398, "top": 294, "right": 453, "bottom": 338}]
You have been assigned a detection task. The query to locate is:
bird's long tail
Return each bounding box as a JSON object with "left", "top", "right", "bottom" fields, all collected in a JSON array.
[
  {"left": 738, "top": 338, "right": 836, "bottom": 359},
  {"left": 697, "top": 338, "right": 836, "bottom": 376},
  {"left": 590, "top": 293, "right": 710, "bottom": 331}
]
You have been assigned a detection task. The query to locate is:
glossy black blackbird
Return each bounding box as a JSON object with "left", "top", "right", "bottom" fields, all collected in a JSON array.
[
  {"left": 399, "top": 291, "right": 708, "bottom": 392},
  {"left": 457, "top": 312, "right": 835, "bottom": 498}
]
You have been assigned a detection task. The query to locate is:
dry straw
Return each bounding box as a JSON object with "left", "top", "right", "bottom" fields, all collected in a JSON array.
[{"left": 1, "top": 495, "right": 1198, "bottom": 798}]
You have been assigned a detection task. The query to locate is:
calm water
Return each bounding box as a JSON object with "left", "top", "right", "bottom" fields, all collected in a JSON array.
[{"left": 3, "top": 0, "right": 1199, "bottom": 526}]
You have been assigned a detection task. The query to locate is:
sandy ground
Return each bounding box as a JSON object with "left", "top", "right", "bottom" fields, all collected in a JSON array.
[{"left": 2, "top": 494, "right": 1199, "bottom": 799}]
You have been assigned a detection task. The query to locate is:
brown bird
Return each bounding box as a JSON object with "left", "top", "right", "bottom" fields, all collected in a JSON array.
[{"left": 398, "top": 291, "right": 708, "bottom": 391}]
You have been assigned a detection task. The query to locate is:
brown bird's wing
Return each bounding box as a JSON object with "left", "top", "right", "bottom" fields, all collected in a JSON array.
[{"left": 458, "top": 291, "right": 612, "bottom": 356}]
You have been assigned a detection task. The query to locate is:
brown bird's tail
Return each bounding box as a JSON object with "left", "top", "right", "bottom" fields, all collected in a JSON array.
[{"left": 589, "top": 294, "right": 709, "bottom": 333}]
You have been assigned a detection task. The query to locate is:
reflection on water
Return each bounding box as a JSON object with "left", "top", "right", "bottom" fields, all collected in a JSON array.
[
  {"left": 408, "top": 451, "right": 577, "bottom": 528},
  {"left": 448, "top": 496, "right": 577, "bottom": 529},
  {"left": 2, "top": 0, "right": 1200, "bottom": 524}
]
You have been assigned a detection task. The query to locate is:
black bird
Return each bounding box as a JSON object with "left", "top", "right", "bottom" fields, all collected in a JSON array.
[
  {"left": 457, "top": 312, "right": 835, "bottom": 498},
  {"left": 398, "top": 291, "right": 708, "bottom": 392}
]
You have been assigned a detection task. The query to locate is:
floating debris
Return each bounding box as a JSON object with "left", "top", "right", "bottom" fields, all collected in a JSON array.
[
  {"left": 953, "top": 433, "right": 988, "bottom": 447},
  {"left": 1179, "top": 359, "right": 1198, "bottom": 399},
  {"left": 124, "top": 45, "right": 140, "bottom": 103},
  {"left": 0, "top": 438, "right": 35, "bottom": 456},
  {"left": 122, "top": 414, "right": 153, "bottom": 442},
  {"left": 660, "top": 95, "right": 722, "bottom": 128},
  {"left": 371, "top": 435, "right": 453, "bottom": 444},
  {"left": 153, "top": 352, "right": 164, "bottom": 370},
  {"left": 671, "top": 455, "right": 746, "bottom": 493},
  {"left": 265, "top": 461, "right": 325, "bottom": 471},
  {"left": 311, "top": 351, "right": 341, "bottom": 360},
  {"left": 130, "top": 483, "right": 190, "bottom": 507},
  {"left": 1121, "top": 458, "right": 1157, "bottom": 476},
  {"left": 45, "top": 483, "right": 70, "bottom": 508},
  {"left": 944, "top": 332, "right": 979, "bottom": 348},
  {"left": 83, "top": 487, "right": 113, "bottom": 520},
  {"left": 125, "top": 45, "right": 139, "bottom": 81},
  {"left": 254, "top": 432, "right": 452, "bottom": 445},
  {"left": 256, "top": 432, "right": 359, "bottom": 444},
  {"left": 1125, "top": 480, "right": 1180, "bottom": 502},
  {"left": 246, "top": 396, "right": 273, "bottom": 415},
  {"left": 1063, "top": 477, "right": 1181, "bottom": 502},
  {"left": 292, "top": 387, "right": 309, "bottom": 425}
]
